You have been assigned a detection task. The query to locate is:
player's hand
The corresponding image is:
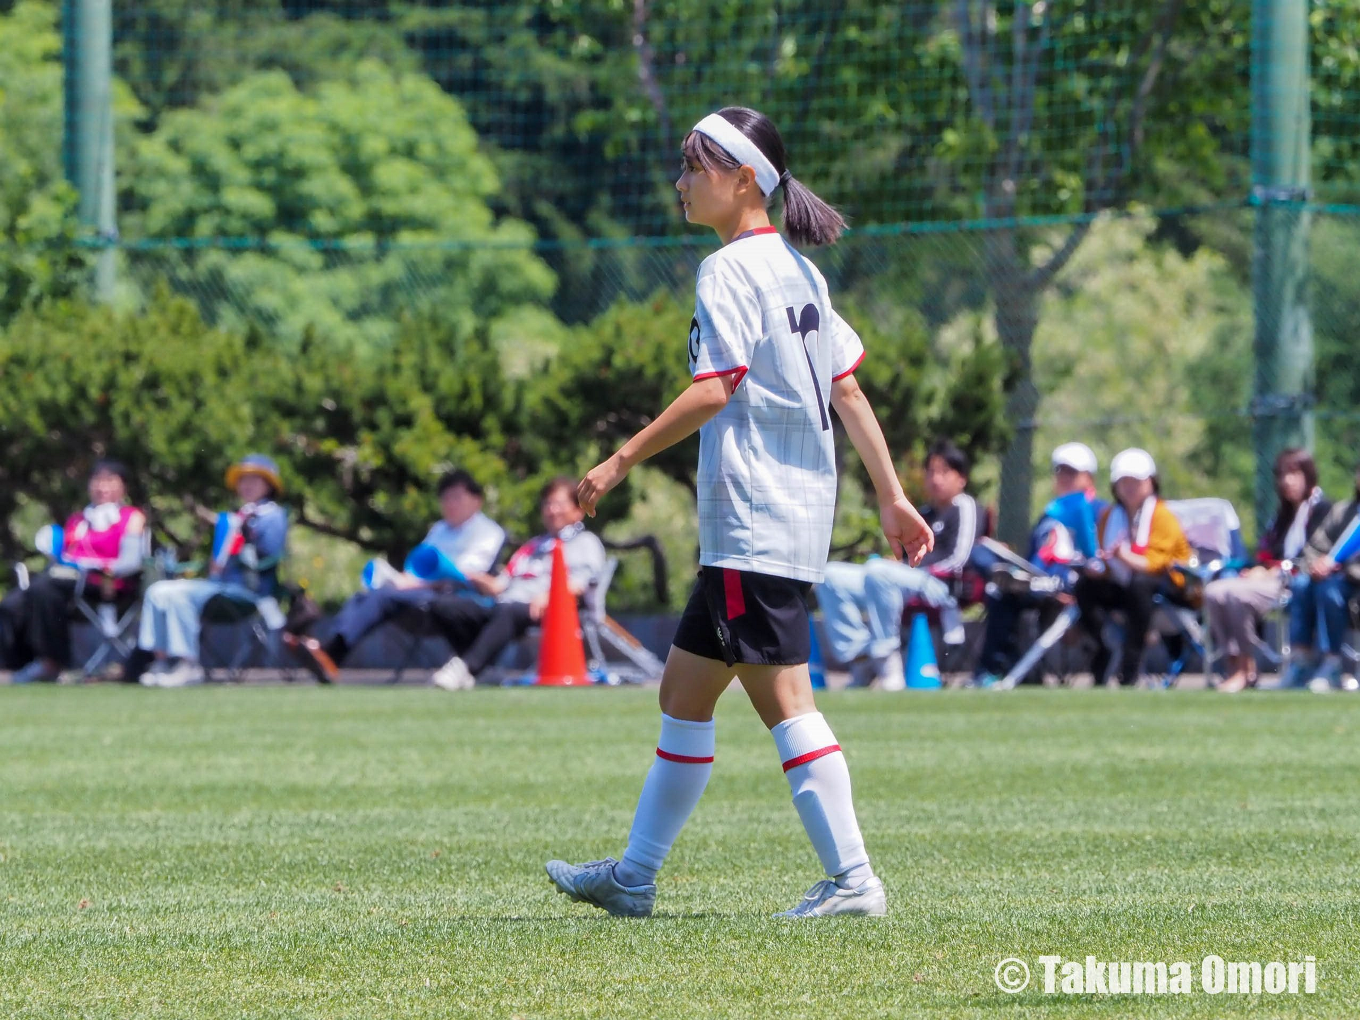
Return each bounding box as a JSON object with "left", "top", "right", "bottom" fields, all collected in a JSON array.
[
  {"left": 577, "top": 454, "right": 627, "bottom": 518},
  {"left": 528, "top": 594, "right": 550, "bottom": 622},
  {"left": 1309, "top": 556, "right": 1336, "bottom": 581},
  {"left": 879, "top": 496, "right": 933, "bottom": 566}
]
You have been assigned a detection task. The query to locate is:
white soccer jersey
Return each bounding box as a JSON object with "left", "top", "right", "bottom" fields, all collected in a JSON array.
[{"left": 688, "top": 227, "right": 865, "bottom": 583}]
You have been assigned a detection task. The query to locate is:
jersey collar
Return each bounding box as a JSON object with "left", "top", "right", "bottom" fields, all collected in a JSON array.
[{"left": 728, "top": 225, "right": 780, "bottom": 244}]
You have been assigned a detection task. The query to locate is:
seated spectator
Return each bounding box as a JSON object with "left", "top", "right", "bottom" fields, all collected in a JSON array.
[
  {"left": 1281, "top": 456, "right": 1360, "bottom": 691},
  {"left": 971, "top": 442, "right": 1106, "bottom": 687},
  {"left": 290, "top": 469, "right": 505, "bottom": 681},
  {"left": 1205, "top": 448, "right": 1330, "bottom": 693},
  {"left": 0, "top": 461, "right": 147, "bottom": 682},
  {"left": 426, "top": 476, "right": 606, "bottom": 691},
  {"left": 136, "top": 455, "right": 289, "bottom": 687},
  {"left": 1074, "top": 448, "right": 1191, "bottom": 687},
  {"left": 817, "top": 438, "right": 983, "bottom": 689}
]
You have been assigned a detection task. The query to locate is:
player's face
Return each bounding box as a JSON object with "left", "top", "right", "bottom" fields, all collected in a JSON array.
[
  {"left": 235, "top": 474, "right": 270, "bottom": 505},
  {"left": 923, "top": 455, "right": 966, "bottom": 507},
  {"left": 440, "top": 484, "right": 481, "bottom": 528},
  {"left": 1114, "top": 475, "right": 1154, "bottom": 508},
  {"left": 1275, "top": 467, "right": 1306, "bottom": 505},
  {"left": 676, "top": 157, "right": 749, "bottom": 230},
  {"left": 540, "top": 487, "right": 583, "bottom": 535},
  {"left": 89, "top": 469, "right": 125, "bottom": 506},
  {"left": 1053, "top": 464, "right": 1080, "bottom": 497}
]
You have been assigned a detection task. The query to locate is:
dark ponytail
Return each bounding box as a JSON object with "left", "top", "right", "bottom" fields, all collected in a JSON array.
[{"left": 682, "top": 106, "right": 846, "bottom": 247}]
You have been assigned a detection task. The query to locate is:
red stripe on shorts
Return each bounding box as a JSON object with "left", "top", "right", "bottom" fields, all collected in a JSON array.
[
  {"left": 656, "top": 748, "right": 715, "bottom": 764},
  {"left": 722, "top": 568, "right": 746, "bottom": 620},
  {"left": 781, "top": 744, "right": 841, "bottom": 772}
]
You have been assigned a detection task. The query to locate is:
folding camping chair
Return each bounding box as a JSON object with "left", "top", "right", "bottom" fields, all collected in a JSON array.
[
  {"left": 199, "top": 591, "right": 293, "bottom": 683},
  {"left": 1149, "top": 497, "right": 1249, "bottom": 687},
  {"left": 581, "top": 558, "right": 666, "bottom": 684},
  {"left": 15, "top": 528, "right": 153, "bottom": 678}
]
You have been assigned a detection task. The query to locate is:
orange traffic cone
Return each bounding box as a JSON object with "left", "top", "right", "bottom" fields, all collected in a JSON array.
[{"left": 534, "top": 541, "right": 590, "bottom": 686}]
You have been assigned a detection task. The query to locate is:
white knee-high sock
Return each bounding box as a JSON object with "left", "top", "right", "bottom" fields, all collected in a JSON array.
[
  {"left": 771, "top": 711, "right": 874, "bottom": 888},
  {"left": 615, "top": 714, "right": 715, "bottom": 888}
]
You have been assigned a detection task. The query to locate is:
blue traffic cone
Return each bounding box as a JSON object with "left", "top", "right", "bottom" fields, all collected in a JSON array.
[
  {"left": 904, "top": 614, "right": 942, "bottom": 689},
  {"left": 807, "top": 616, "right": 827, "bottom": 689}
]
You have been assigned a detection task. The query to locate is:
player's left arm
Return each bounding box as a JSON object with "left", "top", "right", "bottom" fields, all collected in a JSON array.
[
  {"left": 830, "top": 373, "right": 933, "bottom": 566},
  {"left": 576, "top": 375, "right": 734, "bottom": 517}
]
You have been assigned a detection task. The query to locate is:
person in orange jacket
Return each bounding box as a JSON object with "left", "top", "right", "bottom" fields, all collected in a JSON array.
[{"left": 1074, "top": 448, "right": 1191, "bottom": 687}]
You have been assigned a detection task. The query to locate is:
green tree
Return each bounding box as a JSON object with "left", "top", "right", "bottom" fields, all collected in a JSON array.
[
  {"left": 120, "top": 60, "right": 556, "bottom": 349},
  {"left": 0, "top": 0, "right": 84, "bottom": 320},
  {"left": 0, "top": 293, "right": 290, "bottom": 557}
]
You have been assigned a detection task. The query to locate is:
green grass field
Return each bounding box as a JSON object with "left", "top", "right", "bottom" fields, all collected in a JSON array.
[{"left": 3, "top": 685, "right": 1358, "bottom": 1019}]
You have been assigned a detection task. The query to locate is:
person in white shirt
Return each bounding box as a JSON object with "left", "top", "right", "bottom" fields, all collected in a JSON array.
[
  {"left": 290, "top": 469, "right": 504, "bottom": 681},
  {"left": 545, "top": 106, "right": 934, "bottom": 921}
]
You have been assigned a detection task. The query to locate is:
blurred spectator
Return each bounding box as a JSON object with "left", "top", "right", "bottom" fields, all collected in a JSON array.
[
  {"left": 971, "top": 442, "right": 1106, "bottom": 686},
  {"left": 427, "top": 476, "right": 606, "bottom": 691},
  {"left": 1281, "top": 457, "right": 1360, "bottom": 691},
  {"left": 291, "top": 469, "right": 505, "bottom": 681},
  {"left": 817, "top": 438, "right": 983, "bottom": 689},
  {"left": 135, "top": 455, "right": 289, "bottom": 688},
  {"left": 0, "top": 461, "right": 146, "bottom": 683},
  {"left": 1074, "top": 448, "right": 1191, "bottom": 687},
  {"left": 1205, "top": 449, "right": 1330, "bottom": 693}
]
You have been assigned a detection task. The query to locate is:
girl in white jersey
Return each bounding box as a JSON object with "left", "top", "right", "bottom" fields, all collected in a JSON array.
[{"left": 546, "top": 107, "right": 933, "bottom": 918}]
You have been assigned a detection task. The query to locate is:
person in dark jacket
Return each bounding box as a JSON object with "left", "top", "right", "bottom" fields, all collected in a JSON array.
[
  {"left": 816, "top": 438, "right": 984, "bottom": 689},
  {"left": 972, "top": 442, "right": 1106, "bottom": 686},
  {"left": 1282, "top": 456, "right": 1360, "bottom": 691},
  {"left": 1204, "top": 448, "right": 1331, "bottom": 692}
]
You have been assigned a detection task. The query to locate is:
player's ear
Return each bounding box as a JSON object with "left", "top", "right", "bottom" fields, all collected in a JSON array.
[{"left": 737, "top": 164, "right": 757, "bottom": 192}]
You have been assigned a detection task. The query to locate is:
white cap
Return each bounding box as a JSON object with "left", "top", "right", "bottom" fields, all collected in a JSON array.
[
  {"left": 1110, "top": 447, "right": 1157, "bottom": 482},
  {"left": 1051, "top": 442, "right": 1097, "bottom": 475}
]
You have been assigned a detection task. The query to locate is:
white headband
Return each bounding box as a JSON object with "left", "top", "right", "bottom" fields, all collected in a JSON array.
[{"left": 692, "top": 113, "right": 781, "bottom": 197}]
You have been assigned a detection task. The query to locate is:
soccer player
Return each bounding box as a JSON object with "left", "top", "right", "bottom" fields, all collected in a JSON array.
[{"left": 545, "top": 107, "right": 933, "bottom": 918}]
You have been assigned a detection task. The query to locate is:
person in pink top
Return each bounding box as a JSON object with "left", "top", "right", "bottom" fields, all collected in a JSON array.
[{"left": 0, "top": 461, "right": 147, "bottom": 682}]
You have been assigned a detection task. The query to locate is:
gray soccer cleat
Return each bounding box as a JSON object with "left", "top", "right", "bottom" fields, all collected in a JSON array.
[
  {"left": 545, "top": 857, "right": 656, "bottom": 917},
  {"left": 774, "top": 876, "right": 888, "bottom": 918}
]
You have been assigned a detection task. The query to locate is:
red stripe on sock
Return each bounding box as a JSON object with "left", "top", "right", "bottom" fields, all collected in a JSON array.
[
  {"left": 781, "top": 744, "right": 841, "bottom": 772},
  {"left": 723, "top": 568, "right": 746, "bottom": 620},
  {"left": 656, "top": 748, "right": 715, "bottom": 764}
]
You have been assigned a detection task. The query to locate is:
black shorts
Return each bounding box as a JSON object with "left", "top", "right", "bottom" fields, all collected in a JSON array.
[{"left": 671, "top": 567, "right": 813, "bottom": 667}]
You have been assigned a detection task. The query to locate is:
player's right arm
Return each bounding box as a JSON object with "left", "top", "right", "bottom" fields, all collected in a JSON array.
[
  {"left": 576, "top": 375, "right": 734, "bottom": 517},
  {"left": 830, "top": 372, "right": 933, "bottom": 566}
]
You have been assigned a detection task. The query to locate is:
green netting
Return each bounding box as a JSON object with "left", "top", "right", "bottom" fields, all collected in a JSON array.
[{"left": 4, "top": 0, "right": 1360, "bottom": 586}]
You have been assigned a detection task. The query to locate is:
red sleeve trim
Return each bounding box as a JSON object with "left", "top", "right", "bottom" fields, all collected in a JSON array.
[
  {"left": 693, "top": 365, "right": 748, "bottom": 389},
  {"left": 831, "top": 351, "right": 866, "bottom": 381}
]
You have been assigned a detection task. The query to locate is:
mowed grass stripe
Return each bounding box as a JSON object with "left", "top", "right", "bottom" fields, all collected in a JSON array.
[{"left": 2, "top": 686, "right": 1357, "bottom": 1019}]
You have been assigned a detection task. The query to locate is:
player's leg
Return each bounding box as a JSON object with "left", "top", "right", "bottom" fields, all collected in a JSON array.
[
  {"left": 610, "top": 646, "right": 734, "bottom": 887},
  {"left": 723, "top": 568, "right": 885, "bottom": 917},
  {"left": 546, "top": 575, "right": 734, "bottom": 917},
  {"left": 738, "top": 660, "right": 884, "bottom": 917}
]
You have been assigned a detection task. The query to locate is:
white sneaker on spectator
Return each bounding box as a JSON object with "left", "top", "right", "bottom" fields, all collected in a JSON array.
[
  {"left": 774, "top": 876, "right": 887, "bottom": 918},
  {"left": 871, "top": 650, "right": 906, "bottom": 691},
  {"left": 156, "top": 661, "right": 205, "bottom": 688},
  {"left": 432, "top": 656, "right": 475, "bottom": 691},
  {"left": 940, "top": 606, "right": 966, "bottom": 646},
  {"left": 138, "top": 659, "right": 174, "bottom": 687},
  {"left": 1309, "top": 656, "right": 1342, "bottom": 694}
]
